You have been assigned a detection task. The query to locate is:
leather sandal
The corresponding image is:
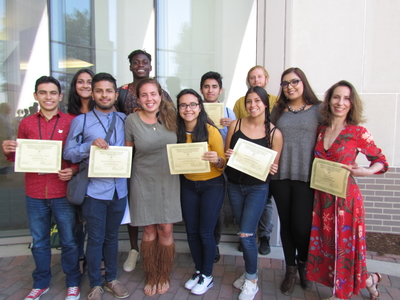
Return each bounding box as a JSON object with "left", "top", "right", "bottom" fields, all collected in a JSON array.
[{"left": 366, "top": 272, "right": 381, "bottom": 300}]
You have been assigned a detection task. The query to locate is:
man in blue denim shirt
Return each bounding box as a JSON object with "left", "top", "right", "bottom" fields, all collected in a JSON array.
[{"left": 64, "top": 73, "right": 129, "bottom": 300}]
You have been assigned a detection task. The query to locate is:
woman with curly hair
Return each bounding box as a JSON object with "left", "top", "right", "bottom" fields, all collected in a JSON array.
[{"left": 306, "top": 80, "right": 388, "bottom": 300}]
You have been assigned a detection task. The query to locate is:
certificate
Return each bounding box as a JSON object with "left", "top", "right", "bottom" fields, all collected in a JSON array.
[
  {"left": 15, "top": 139, "right": 62, "bottom": 173},
  {"left": 88, "top": 146, "right": 132, "bottom": 178},
  {"left": 166, "top": 142, "right": 210, "bottom": 174},
  {"left": 310, "top": 158, "right": 350, "bottom": 198},
  {"left": 227, "top": 138, "right": 277, "bottom": 181},
  {"left": 203, "top": 103, "right": 224, "bottom": 129}
]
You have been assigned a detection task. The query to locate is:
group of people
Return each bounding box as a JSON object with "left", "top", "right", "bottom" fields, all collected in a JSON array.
[{"left": 1, "top": 48, "right": 388, "bottom": 300}]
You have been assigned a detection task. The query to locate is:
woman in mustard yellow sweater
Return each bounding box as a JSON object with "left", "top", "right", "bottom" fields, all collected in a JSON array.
[{"left": 176, "top": 89, "right": 225, "bottom": 296}]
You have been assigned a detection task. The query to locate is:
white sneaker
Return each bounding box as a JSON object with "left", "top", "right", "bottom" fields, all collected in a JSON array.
[
  {"left": 191, "top": 274, "right": 214, "bottom": 295},
  {"left": 233, "top": 273, "right": 246, "bottom": 289},
  {"left": 123, "top": 249, "right": 139, "bottom": 272},
  {"left": 238, "top": 279, "right": 259, "bottom": 300},
  {"left": 184, "top": 270, "right": 201, "bottom": 290}
]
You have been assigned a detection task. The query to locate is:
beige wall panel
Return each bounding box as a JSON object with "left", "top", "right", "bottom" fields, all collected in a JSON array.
[
  {"left": 363, "top": 1, "right": 400, "bottom": 93},
  {"left": 289, "top": 0, "right": 365, "bottom": 93}
]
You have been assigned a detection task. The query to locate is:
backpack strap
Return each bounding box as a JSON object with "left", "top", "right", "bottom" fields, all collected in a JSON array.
[
  {"left": 116, "top": 87, "right": 128, "bottom": 113},
  {"left": 75, "top": 113, "right": 87, "bottom": 142}
]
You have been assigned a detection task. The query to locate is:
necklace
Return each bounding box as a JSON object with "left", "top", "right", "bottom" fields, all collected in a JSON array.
[{"left": 287, "top": 103, "right": 306, "bottom": 114}]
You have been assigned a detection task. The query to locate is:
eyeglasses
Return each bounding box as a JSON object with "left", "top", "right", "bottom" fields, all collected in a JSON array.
[
  {"left": 178, "top": 102, "right": 200, "bottom": 110},
  {"left": 280, "top": 79, "right": 301, "bottom": 89}
]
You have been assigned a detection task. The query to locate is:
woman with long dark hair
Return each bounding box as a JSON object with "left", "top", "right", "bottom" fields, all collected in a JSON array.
[
  {"left": 225, "top": 86, "right": 282, "bottom": 300},
  {"left": 177, "top": 89, "right": 225, "bottom": 296},
  {"left": 67, "top": 68, "right": 95, "bottom": 116},
  {"left": 306, "top": 80, "right": 388, "bottom": 300},
  {"left": 67, "top": 68, "right": 95, "bottom": 275},
  {"left": 270, "top": 67, "right": 321, "bottom": 295}
]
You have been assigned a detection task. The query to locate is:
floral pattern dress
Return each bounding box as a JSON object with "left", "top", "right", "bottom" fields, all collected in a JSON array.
[{"left": 306, "top": 125, "right": 388, "bottom": 299}]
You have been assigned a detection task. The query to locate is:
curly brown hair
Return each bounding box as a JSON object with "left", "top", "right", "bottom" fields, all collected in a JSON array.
[
  {"left": 136, "top": 78, "right": 177, "bottom": 132},
  {"left": 320, "top": 80, "right": 365, "bottom": 126}
]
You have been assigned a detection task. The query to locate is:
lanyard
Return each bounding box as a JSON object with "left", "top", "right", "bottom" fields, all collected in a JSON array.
[
  {"left": 93, "top": 110, "right": 108, "bottom": 134},
  {"left": 38, "top": 114, "right": 60, "bottom": 140},
  {"left": 92, "top": 110, "right": 116, "bottom": 144}
]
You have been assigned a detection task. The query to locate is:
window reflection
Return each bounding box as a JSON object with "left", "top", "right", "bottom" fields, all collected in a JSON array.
[{"left": 49, "top": 0, "right": 94, "bottom": 111}]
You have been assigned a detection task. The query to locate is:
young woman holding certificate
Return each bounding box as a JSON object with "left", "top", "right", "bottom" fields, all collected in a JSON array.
[
  {"left": 306, "top": 81, "right": 388, "bottom": 300},
  {"left": 124, "top": 78, "right": 181, "bottom": 296},
  {"left": 177, "top": 89, "right": 225, "bottom": 296},
  {"left": 224, "top": 86, "right": 282, "bottom": 300}
]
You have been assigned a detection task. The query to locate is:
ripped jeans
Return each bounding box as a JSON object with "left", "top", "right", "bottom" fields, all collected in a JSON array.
[{"left": 227, "top": 181, "right": 269, "bottom": 279}]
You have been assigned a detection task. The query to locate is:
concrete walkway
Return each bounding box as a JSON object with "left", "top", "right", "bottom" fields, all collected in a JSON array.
[{"left": 0, "top": 241, "right": 400, "bottom": 299}]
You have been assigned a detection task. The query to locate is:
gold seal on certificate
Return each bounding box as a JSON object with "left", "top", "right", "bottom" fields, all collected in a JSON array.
[
  {"left": 15, "top": 139, "right": 62, "bottom": 173},
  {"left": 88, "top": 145, "right": 132, "bottom": 178},
  {"left": 166, "top": 142, "right": 210, "bottom": 175},
  {"left": 227, "top": 138, "right": 277, "bottom": 181},
  {"left": 310, "top": 158, "right": 350, "bottom": 198},
  {"left": 203, "top": 103, "right": 224, "bottom": 129}
]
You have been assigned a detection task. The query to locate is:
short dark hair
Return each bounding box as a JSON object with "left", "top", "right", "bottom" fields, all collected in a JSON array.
[
  {"left": 200, "top": 71, "right": 223, "bottom": 89},
  {"left": 91, "top": 72, "right": 117, "bottom": 91},
  {"left": 35, "top": 76, "right": 61, "bottom": 94},
  {"left": 128, "top": 50, "right": 152, "bottom": 66}
]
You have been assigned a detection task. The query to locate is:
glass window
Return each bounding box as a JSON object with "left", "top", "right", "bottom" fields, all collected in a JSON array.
[
  {"left": 155, "top": 0, "right": 257, "bottom": 107},
  {"left": 49, "top": 0, "right": 95, "bottom": 108},
  {"left": 0, "top": 0, "right": 50, "bottom": 234}
]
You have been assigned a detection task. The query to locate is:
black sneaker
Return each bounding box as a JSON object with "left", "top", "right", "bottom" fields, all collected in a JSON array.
[
  {"left": 258, "top": 236, "right": 271, "bottom": 255},
  {"left": 214, "top": 246, "right": 220, "bottom": 263}
]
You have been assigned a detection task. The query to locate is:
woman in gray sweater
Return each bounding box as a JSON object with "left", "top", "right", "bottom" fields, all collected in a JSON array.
[{"left": 270, "top": 67, "right": 321, "bottom": 296}]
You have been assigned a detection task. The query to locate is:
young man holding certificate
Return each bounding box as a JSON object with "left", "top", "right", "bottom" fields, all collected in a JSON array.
[
  {"left": 2, "top": 76, "right": 81, "bottom": 300},
  {"left": 64, "top": 73, "right": 129, "bottom": 300},
  {"left": 199, "top": 71, "right": 235, "bottom": 262}
]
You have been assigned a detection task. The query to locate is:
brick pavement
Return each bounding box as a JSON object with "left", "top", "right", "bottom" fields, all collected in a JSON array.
[{"left": 0, "top": 251, "right": 399, "bottom": 300}]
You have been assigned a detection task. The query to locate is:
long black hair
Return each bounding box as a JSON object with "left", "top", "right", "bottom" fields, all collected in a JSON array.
[
  {"left": 67, "top": 68, "right": 95, "bottom": 115},
  {"left": 244, "top": 86, "right": 273, "bottom": 148},
  {"left": 176, "top": 89, "right": 210, "bottom": 143},
  {"left": 273, "top": 67, "right": 320, "bottom": 123}
]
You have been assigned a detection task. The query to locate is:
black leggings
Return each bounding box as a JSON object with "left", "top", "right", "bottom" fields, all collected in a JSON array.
[{"left": 270, "top": 179, "right": 314, "bottom": 266}]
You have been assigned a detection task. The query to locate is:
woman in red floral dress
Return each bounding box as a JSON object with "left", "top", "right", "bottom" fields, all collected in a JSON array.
[{"left": 306, "top": 80, "right": 389, "bottom": 300}]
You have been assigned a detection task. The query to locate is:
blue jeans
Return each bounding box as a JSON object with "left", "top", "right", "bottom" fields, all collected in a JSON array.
[
  {"left": 258, "top": 195, "right": 274, "bottom": 237},
  {"left": 181, "top": 175, "right": 224, "bottom": 276},
  {"left": 26, "top": 196, "right": 80, "bottom": 289},
  {"left": 227, "top": 181, "right": 269, "bottom": 279},
  {"left": 81, "top": 193, "right": 126, "bottom": 287}
]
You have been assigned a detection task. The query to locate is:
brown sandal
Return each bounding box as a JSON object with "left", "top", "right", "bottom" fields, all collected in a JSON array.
[{"left": 366, "top": 272, "right": 382, "bottom": 300}]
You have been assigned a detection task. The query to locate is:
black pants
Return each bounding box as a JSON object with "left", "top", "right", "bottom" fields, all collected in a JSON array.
[{"left": 270, "top": 179, "right": 314, "bottom": 266}]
